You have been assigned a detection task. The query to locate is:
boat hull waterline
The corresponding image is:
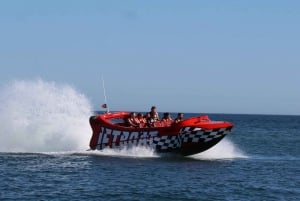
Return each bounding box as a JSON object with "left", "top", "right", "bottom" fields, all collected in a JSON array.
[{"left": 89, "top": 112, "right": 233, "bottom": 156}]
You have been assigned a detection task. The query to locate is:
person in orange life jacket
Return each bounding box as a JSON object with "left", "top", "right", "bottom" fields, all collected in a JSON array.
[
  {"left": 126, "top": 112, "right": 139, "bottom": 127},
  {"left": 174, "top": 113, "right": 184, "bottom": 124},
  {"left": 161, "top": 112, "right": 173, "bottom": 126},
  {"left": 149, "top": 106, "right": 160, "bottom": 122},
  {"left": 161, "top": 112, "right": 173, "bottom": 122},
  {"left": 137, "top": 113, "right": 146, "bottom": 127},
  {"left": 145, "top": 112, "right": 154, "bottom": 127}
]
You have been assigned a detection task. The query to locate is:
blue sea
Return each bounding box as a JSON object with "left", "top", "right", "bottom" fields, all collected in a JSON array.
[
  {"left": 0, "top": 81, "right": 299, "bottom": 200},
  {"left": 1, "top": 113, "right": 299, "bottom": 201}
]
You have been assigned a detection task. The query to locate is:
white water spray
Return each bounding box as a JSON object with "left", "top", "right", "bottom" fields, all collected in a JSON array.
[
  {"left": 190, "top": 138, "right": 248, "bottom": 160},
  {"left": 86, "top": 146, "right": 159, "bottom": 158},
  {"left": 0, "top": 79, "right": 92, "bottom": 152},
  {"left": 83, "top": 139, "right": 245, "bottom": 160}
]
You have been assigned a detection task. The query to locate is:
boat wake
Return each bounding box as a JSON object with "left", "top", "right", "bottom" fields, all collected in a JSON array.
[
  {"left": 78, "top": 138, "right": 246, "bottom": 160},
  {"left": 0, "top": 79, "right": 92, "bottom": 153},
  {"left": 33, "top": 140, "right": 246, "bottom": 160},
  {"left": 83, "top": 146, "right": 159, "bottom": 158}
]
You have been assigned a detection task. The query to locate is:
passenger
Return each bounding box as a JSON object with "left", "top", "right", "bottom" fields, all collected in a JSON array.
[
  {"left": 149, "top": 106, "right": 160, "bottom": 122},
  {"left": 137, "top": 113, "right": 146, "bottom": 127},
  {"left": 126, "top": 112, "right": 139, "bottom": 127},
  {"left": 161, "top": 112, "right": 173, "bottom": 122},
  {"left": 145, "top": 112, "right": 154, "bottom": 127},
  {"left": 174, "top": 113, "right": 184, "bottom": 124},
  {"left": 161, "top": 112, "right": 173, "bottom": 126}
]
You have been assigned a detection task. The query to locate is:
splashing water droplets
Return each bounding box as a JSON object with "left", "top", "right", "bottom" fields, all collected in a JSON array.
[
  {"left": 0, "top": 80, "right": 92, "bottom": 152},
  {"left": 190, "top": 139, "right": 248, "bottom": 160}
]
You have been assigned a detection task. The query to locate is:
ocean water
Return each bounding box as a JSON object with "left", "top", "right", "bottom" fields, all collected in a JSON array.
[{"left": 0, "top": 80, "right": 300, "bottom": 201}]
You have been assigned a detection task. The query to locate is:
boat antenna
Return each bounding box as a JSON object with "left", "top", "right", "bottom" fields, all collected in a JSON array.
[{"left": 101, "top": 76, "right": 109, "bottom": 113}]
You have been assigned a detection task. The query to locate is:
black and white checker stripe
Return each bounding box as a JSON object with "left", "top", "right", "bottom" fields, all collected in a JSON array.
[
  {"left": 152, "top": 127, "right": 230, "bottom": 150},
  {"left": 181, "top": 127, "right": 230, "bottom": 143},
  {"left": 153, "top": 135, "right": 180, "bottom": 150}
]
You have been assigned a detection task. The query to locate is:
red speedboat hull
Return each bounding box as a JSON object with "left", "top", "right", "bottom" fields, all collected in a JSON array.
[{"left": 89, "top": 112, "right": 233, "bottom": 156}]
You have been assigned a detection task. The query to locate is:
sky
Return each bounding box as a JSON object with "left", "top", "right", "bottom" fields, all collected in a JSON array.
[{"left": 0, "top": 0, "right": 299, "bottom": 115}]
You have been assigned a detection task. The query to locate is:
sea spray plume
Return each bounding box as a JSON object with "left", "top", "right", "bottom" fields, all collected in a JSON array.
[{"left": 0, "top": 79, "right": 92, "bottom": 152}]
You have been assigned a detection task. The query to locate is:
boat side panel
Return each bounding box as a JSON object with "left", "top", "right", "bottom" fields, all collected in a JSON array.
[
  {"left": 178, "top": 126, "right": 232, "bottom": 155},
  {"left": 89, "top": 116, "right": 158, "bottom": 149},
  {"left": 89, "top": 116, "right": 102, "bottom": 150}
]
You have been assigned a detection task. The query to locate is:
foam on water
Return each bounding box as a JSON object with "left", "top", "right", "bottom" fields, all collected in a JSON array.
[
  {"left": 79, "top": 139, "right": 244, "bottom": 160},
  {"left": 189, "top": 138, "right": 248, "bottom": 160},
  {"left": 36, "top": 146, "right": 159, "bottom": 158},
  {"left": 84, "top": 146, "right": 159, "bottom": 158},
  {"left": 0, "top": 79, "right": 93, "bottom": 152}
]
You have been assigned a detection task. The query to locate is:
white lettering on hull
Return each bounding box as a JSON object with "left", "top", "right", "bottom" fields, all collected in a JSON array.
[{"left": 97, "top": 128, "right": 159, "bottom": 149}]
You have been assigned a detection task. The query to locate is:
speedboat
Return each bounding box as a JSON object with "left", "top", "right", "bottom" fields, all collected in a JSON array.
[{"left": 89, "top": 112, "right": 233, "bottom": 156}]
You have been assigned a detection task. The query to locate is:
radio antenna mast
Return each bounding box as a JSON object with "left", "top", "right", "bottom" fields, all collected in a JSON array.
[{"left": 101, "top": 76, "right": 109, "bottom": 113}]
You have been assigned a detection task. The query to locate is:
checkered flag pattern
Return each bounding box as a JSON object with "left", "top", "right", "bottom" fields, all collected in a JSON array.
[
  {"left": 153, "top": 135, "right": 180, "bottom": 150},
  {"left": 152, "top": 127, "right": 230, "bottom": 150},
  {"left": 181, "top": 127, "right": 230, "bottom": 143}
]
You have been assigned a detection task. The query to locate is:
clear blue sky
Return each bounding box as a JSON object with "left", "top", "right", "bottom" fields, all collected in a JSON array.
[{"left": 0, "top": 0, "right": 299, "bottom": 115}]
